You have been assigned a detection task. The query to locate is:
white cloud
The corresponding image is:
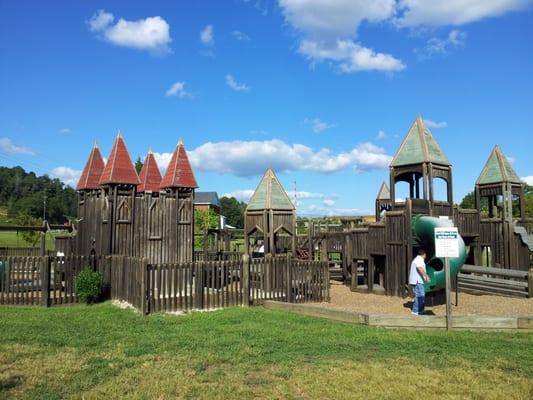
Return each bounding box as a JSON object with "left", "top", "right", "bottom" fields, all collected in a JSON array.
[
  {"left": 305, "top": 118, "right": 335, "bottom": 133},
  {"left": 289, "top": 191, "right": 326, "bottom": 199},
  {"left": 299, "top": 204, "right": 365, "bottom": 217},
  {"left": 59, "top": 128, "right": 72, "bottom": 134},
  {"left": 165, "top": 81, "right": 190, "bottom": 98},
  {"left": 88, "top": 10, "right": 171, "bottom": 54},
  {"left": 222, "top": 190, "right": 255, "bottom": 202},
  {"left": 223, "top": 188, "right": 328, "bottom": 204},
  {"left": 152, "top": 152, "right": 173, "bottom": 172},
  {"left": 225, "top": 74, "right": 250, "bottom": 92},
  {"left": 299, "top": 39, "right": 405, "bottom": 73},
  {"left": 279, "top": 0, "right": 396, "bottom": 38},
  {"left": 184, "top": 139, "right": 391, "bottom": 177},
  {"left": 416, "top": 30, "right": 467, "bottom": 58},
  {"left": 424, "top": 119, "right": 448, "bottom": 129},
  {"left": 200, "top": 25, "right": 214, "bottom": 45},
  {"left": 396, "top": 0, "right": 532, "bottom": 27},
  {"left": 0, "top": 137, "right": 35, "bottom": 155},
  {"left": 376, "top": 130, "right": 387, "bottom": 140},
  {"left": 50, "top": 167, "right": 82, "bottom": 187},
  {"left": 279, "top": 0, "right": 404, "bottom": 73},
  {"left": 323, "top": 199, "right": 335, "bottom": 207},
  {"left": 521, "top": 176, "right": 533, "bottom": 186},
  {"left": 88, "top": 9, "right": 114, "bottom": 32},
  {"left": 231, "top": 30, "right": 251, "bottom": 41}
]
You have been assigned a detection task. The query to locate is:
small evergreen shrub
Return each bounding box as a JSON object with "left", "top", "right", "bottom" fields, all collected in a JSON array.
[{"left": 75, "top": 268, "right": 103, "bottom": 304}]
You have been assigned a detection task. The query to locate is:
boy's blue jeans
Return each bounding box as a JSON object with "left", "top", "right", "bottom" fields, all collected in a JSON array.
[{"left": 412, "top": 283, "right": 425, "bottom": 314}]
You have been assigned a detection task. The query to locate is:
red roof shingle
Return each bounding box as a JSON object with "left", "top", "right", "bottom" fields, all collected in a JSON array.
[
  {"left": 99, "top": 134, "right": 140, "bottom": 186},
  {"left": 76, "top": 145, "right": 105, "bottom": 190},
  {"left": 137, "top": 151, "right": 162, "bottom": 192},
  {"left": 160, "top": 142, "right": 198, "bottom": 189}
]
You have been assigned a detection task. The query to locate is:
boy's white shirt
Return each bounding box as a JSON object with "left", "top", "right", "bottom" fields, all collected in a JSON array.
[{"left": 409, "top": 255, "right": 426, "bottom": 285}]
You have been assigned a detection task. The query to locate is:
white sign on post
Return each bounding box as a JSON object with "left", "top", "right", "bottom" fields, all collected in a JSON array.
[{"left": 434, "top": 227, "right": 459, "bottom": 258}]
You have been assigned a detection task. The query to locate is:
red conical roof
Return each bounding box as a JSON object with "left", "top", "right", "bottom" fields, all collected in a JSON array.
[
  {"left": 160, "top": 141, "right": 198, "bottom": 189},
  {"left": 137, "top": 151, "right": 162, "bottom": 192},
  {"left": 99, "top": 134, "right": 140, "bottom": 186},
  {"left": 77, "top": 144, "right": 105, "bottom": 190}
]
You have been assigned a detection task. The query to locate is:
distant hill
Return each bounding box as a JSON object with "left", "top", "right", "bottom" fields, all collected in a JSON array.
[{"left": 0, "top": 166, "right": 77, "bottom": 224}]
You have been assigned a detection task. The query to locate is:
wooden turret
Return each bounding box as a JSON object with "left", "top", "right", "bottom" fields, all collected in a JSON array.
[
  {"left": 389, "top": 116, "right": 453, "bottom": 217},
  {"left": 475, "top": 145, "right": 525, "bottom": 222},
  {"left": 375, "top": 181, "right": 391, "bottom": 221},
  {"left": 244, "top": 168, "right": 296, "bottom": 256}
]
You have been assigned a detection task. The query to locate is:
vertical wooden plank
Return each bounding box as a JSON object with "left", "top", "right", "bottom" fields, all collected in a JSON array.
[{"left": 41, "top": 256, "right": 50, "bottom": 307}]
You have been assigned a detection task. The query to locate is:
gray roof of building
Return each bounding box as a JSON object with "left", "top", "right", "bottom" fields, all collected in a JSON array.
[{"left": 194, "top": 191, "right": 220, "bottom": 207}]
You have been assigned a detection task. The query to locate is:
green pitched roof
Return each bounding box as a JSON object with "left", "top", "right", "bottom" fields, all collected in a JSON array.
[
  {"left": 247, "top": 168, "right": 295, "bottom": 211},
  {"left": 391, "top": 117, "right": 450, "bottom": 167},
  {"left": 376, "top": 181, "right": 390, "bottom": 200},
  {"left": 476, "top": 145, "right": 521, "bottom": 185}
]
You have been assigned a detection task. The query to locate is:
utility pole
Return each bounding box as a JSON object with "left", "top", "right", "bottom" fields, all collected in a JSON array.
[{"left": 43, "top": 194, "right": 47, "bottom": 221}]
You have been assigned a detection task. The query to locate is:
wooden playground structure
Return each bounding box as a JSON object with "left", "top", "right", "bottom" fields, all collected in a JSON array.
[
  {"left": 284, "top": 117, "right": 532, "bottom": 298},
  {"left": 1, "top": 117, "right": 532, "bottom": 315}
]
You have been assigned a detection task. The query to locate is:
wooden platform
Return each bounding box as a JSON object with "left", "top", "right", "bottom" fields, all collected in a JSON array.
[{"left": 262, "top": 300, "right": 533, "bottom": 331}]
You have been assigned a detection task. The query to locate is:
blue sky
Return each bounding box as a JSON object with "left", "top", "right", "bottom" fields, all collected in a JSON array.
[{"left": 1, "top": 0, "right": 532, "bottom": 216}]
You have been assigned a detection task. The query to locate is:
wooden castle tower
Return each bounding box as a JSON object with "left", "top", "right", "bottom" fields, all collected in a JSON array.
[
  {"left": 474, "top": 145, "right": 530, "bottom": 268},
  {"left": 389, "top": 116, "right": 453, "bottom": 217},
  {"left": 244, "top": 168, "right": 296, "bottom": 256},
  {"left": 75, "top": 135, "right": 198, "bottom": 263},
  {"left": 375, "top": 181, "right": 391, "bottom": 221}
]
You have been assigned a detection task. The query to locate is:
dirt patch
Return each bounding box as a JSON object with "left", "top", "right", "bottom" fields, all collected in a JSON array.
[{"left": 324, "top": 281, "right": 533, "bottom": 317}]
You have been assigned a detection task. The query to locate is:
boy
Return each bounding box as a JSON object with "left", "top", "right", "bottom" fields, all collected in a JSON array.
[{"left": 409, "top": 249, "right": 430, "bottom": 315}]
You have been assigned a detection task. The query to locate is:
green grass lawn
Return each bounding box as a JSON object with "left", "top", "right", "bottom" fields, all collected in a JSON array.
[
  {"left": 1, "top": 303, "right": 532, "bottom": 399},
  {"left": 0, "top": 231, "right": 57, "bottom": 250}
]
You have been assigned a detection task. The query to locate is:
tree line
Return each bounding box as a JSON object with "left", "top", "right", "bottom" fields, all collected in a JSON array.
[
  {"left": 0, "top": 166, "right": 77, "bottom": 224},
  {"left": 459, "top": 185, "right": 533, "bottom": 217}
]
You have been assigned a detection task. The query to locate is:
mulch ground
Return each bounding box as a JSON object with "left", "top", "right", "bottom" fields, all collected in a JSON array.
[{"left": 322, "top": 281, "right": 533, "bottom": 317}]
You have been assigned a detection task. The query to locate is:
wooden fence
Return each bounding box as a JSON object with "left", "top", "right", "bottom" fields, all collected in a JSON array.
[
  {"left": 193, "top": 251, "right": 243, "bottom": 262},
  {"left": 0, "top": 255, "right": 110, "bottom": 306},
  {"left": 1, "top": 254, "right": 329, "bottom": 312},
  {"left": 0, "top": 247, "right": 55, "bottom": 257},
  {"left": 458, "top": 264, "right": 532, "bottom": 298}
]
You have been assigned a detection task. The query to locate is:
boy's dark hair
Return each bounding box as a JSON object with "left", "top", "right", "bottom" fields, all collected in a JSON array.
[{"left": 418, "top": 249, "right": 426, "bottom": 256}]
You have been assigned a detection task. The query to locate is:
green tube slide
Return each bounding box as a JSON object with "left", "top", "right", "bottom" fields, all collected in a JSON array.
[{"left": 411, "top": 215, "right": 467, "bottom": 292}]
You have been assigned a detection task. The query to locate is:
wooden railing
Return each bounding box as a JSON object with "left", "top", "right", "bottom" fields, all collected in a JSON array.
[{"left": 458, "top": 264, "right": 531, "bottom": 298}]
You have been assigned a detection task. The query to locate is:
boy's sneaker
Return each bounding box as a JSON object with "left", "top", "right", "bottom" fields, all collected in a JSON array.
[{"left": 411, "top": 311, "right": 418, "bottom": 316}]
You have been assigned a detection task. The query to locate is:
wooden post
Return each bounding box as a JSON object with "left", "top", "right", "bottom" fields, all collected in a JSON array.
[
  {"left": 265, "top": 253, "right": 272, "bottom": 295},
  {"left": 527, "top": 268, "right": 533, "bottom": 299},
  {"left": 320, "top": 236, "right": 328, "bottom": 262},
  {"left": 242, "top": 254, "right": 250, "bottom": 305},
  {"left": 350, "top": 262, "right": 357, "bottom": 291},
  {"left": 141, "top": 258, "right": 148, "bottom": 315},
  {"left": 307, "top": 222, "right": 313, "bottom": 260},
  {"left": 41, "top": 256, "right": 50, "bottom": 307},
  {"left": 195, "top": 261, "right": 204, "bottom": 309},
  {"left": 368, "top": 256, "right": 374, "bottom": 292},
  {"left": 445, "top": 257, "right": 451, "bottom": 330},
  {"left": 40, "top": 220, "right": 47, "bottom": 256}
]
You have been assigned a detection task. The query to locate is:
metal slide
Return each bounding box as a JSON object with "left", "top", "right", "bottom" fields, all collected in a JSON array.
[{"left": 411, "top": 215, "right": 467, "bottom": 292}]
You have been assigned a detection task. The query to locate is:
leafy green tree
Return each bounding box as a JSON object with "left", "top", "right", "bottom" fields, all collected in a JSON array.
[
  {"left": 220, "top": 196, "right": 246, "bottom": 228},
  {"left": 525, "top": 185, "right": 533, "bottom": 218},
  {"left": 194, "top": 209, "right": 219, "bottom": 249},
  {"left": 14, "top": 213, "right": 43, "bottom": 246},
  {"left": 459, "top": 191, "right": 475, "bottom": 209},
  {"left": 135, "top": 157, "right": 143, "bottom": 174},
  {"left": 0, "top": 166, "right": 77, "bottom": 223}
]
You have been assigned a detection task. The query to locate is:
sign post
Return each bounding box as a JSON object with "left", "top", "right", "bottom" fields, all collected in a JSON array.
[{"left": 434, "top": 227, "right": 459, "bottom": 331}]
